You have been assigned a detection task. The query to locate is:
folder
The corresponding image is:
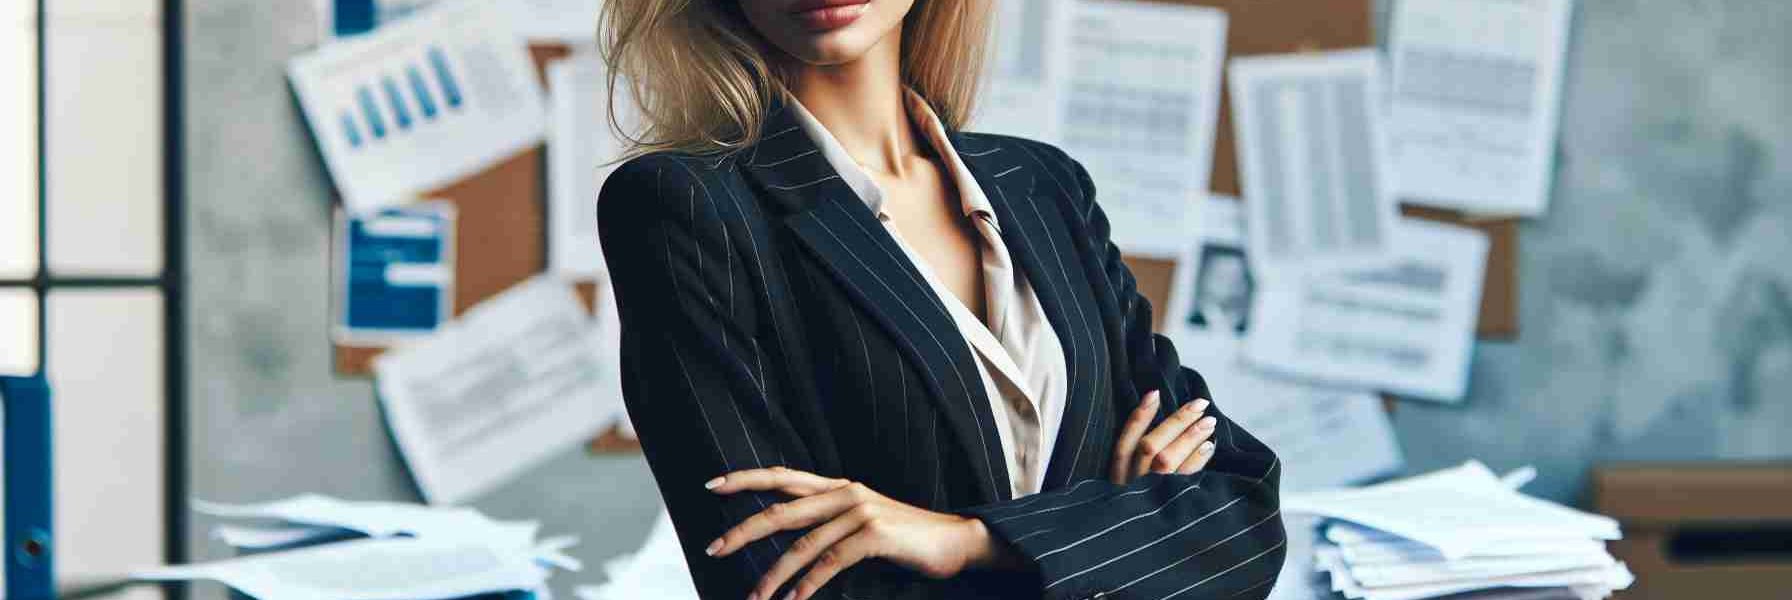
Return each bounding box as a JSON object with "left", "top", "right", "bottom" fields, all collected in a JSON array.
[{"left": 3, "top": 374, "right": 53, "bottom": 600}]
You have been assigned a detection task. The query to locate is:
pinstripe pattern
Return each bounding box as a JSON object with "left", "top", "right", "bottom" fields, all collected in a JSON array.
[{"left": 598, "top": 103, "right": 1285, "bottom": 600}]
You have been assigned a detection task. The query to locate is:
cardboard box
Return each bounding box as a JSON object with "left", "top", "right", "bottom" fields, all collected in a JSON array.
[{"left": 1592, "top": 463, "right": 1792, "bottom": 599}]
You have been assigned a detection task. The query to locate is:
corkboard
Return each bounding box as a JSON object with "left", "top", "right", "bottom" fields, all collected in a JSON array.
[
  {"left": 1177, "top": 0, "right": 1375, "bottom": 197},
  {"left": 332, "top": 44, "right": 571, "bottom": 376}
]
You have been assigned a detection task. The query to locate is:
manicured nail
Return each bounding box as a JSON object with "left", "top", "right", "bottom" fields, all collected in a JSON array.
[
  {"left": 705, "top": 476, "right": 725, "bottom": 490},
  {"left": 744, "top": 593, "right": 757, "bottom": 600},
  {"left": 1199, "top": 441, "right": 1215, "bottom": 455},
  {"left": 705, "top": 538, "right": 723, "bottom": 556},
  {"left": 1195, "top": 398, "right": 1211, "bottom": 411},
  {"left": 783, "top": 591, "right": 797, "bottom": 600},
  {"left": 1145, "top": 391, "right": 1160, "bottom": 406},
  {"left": 1198, "top": 416, "right": 1218, "bottom": 430}
]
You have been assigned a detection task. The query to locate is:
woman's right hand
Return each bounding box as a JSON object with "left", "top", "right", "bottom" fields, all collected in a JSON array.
[{"left": 1109, "top": 390, "right": 1217, "bottom": 485}]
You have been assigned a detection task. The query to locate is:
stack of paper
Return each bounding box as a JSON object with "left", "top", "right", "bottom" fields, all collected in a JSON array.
[
  {"left": 575, "top": 511, "right": 698, "bottom": 600},
  {"left": 133, "top": 494, "right": 581, "bottom": 600},
  {"left": 1286, "top": 462, "right": 1634, "bottom": 600}
]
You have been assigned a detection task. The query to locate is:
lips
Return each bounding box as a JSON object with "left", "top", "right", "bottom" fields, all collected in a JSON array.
[{"left": 789, "top": 0, "right": 870, "bottom": 32}]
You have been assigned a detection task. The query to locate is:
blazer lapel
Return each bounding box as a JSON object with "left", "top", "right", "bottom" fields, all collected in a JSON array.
[
  {"left": 953, "top": 135, "right": 1112, "bottom": 489},
  {"left": 742, "top": 106, "right": 1013, "bottom": 502}
]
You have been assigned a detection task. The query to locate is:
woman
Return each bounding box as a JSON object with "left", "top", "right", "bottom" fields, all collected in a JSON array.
[{"left": 596, "top": 1, "right": 1285, "bottom": 599}]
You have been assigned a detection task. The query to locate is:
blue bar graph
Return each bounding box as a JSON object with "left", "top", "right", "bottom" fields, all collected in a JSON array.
[
  {"left": 356, "top": 85, "right": 387, "bottom": 139},
  {"left": 340, "top": 110, "right": 363, "bottom": 148},
  {"left": 381, "top": 75, "right": 413, "bottom": 130},
  {"left": 405, "top": 65, "right": 439, "bottom": 120},
  {"left": 427, "top": 46, "right": 463, "bottom": 109}
]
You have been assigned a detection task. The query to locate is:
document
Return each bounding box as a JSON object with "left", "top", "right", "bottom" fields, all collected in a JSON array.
[
  {"left": 1286, "top": 461, "right": 1621, "bottom": 560},
  {"left": 290, "top": 0, "right": 548, "bottom": 213},
  {"left": 333, "top": 202, "right": 455, "bottom": 344},
  {"left": 1244, "top": 218, "right": 1488, "bottom": 402},
  {"left": 1388, "top": 0, "right": 1573, "bottom": 216},
  {"left": 134, "top": 537, "right": 546, "bottom": 600},
  {"left": 1057, "top": 0, "right": 1227, "bottom": 257},
  {"left": 1229, "top": 50, "right": 1399, "bottom": 271},
  {"left": 547, "top": 52, "right": 635, "bottom": 281},
  {"left": 513, "top": 0, "right": 604, "bottom": 43},
  {"left": 976, "top": 0, "right": 1071, "bottom": 142},
  {"left": 374, "top": 277, "right": 617, "bottom": 504},
  {"left": 212, "top": 524, "right": 355, "bottom": 550},
  {"left": 575, "top": 511, "right": 698, "bottom": 600},
  {"left": 193, "top": 494, "right": 539, "bottom": 549},
  {"left": 1167, "top": 197, "right": 1404, "bottom": 492}
]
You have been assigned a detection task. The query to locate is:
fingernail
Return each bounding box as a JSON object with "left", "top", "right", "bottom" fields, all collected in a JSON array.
[
  {"left": 1145, "top": 391, "right": 1160, "bottom": 406},
  {"left": 1199, "top": 416, "right": 1217, "bottom": 430},
  {"left": 744, "top": 593, "right": 757, "bottom": 600},
  {"left": 705, "top": 538, "right": 722, "bottom": 556},
  {"left": 1195, "top": 398, "right": 1211, "bottom": 411},
  {"left": 783, "top": 591, "right": 797, "bottom": 600},
  {"left": 705, "top": 476, "right": 725, "bottom": 490},
  {"left": 1200, "top": 441, "right": 1215, "bottom": 454}
]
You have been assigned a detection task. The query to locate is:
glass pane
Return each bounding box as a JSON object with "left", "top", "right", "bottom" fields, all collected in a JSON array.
[
  {"left": 0, "top": 3, "right": 37, "bottom": 279},
  {"left": 49, "top": 289, "right": 164, "bottom": 593},
  {"left": 45, "top": 13, "right": 163, "bottom": 277},
  {"left": 0, "top": 289, "right": 38, "bottom": 375}
]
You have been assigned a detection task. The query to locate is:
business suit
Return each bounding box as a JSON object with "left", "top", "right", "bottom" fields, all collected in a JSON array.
[{"left": 597, "top": 101, "right": 1286, "bottom": 600}]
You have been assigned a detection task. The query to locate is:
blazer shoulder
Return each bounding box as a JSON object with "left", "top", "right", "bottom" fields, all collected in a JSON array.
[
  {"left": 956, "top": 132, "right": 1093, "bottom": 210},
  {"left": 599, "top": 150, "right": 759, "bottom": 228}
]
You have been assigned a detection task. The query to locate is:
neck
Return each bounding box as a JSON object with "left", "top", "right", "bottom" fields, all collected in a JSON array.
[{"left": 786, "top": 29, "right": 919, "bottom": 176}]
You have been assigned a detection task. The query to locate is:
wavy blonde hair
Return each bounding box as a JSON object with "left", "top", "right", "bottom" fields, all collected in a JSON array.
[{"left": 600, "top": 0, "right": 991, "bottom": 157}]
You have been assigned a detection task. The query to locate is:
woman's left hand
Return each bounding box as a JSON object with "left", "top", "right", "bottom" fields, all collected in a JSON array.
[{"left": 704, "top": 466, "right": 1013, "bottom": 600}]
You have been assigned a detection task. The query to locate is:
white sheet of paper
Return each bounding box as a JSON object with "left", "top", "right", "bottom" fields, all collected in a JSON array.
[
  {"left": 193, "top": 494, "right": 538, "bottom": 549},
  {"left": 575, "top": 511, "right": 698, "bottom": 600},
  {"left": 1229, "top": 49, "right": 1399, "bottom": 271},
  {"left": 976, "top": 0, "right": 1071, "bottom": 142},
  {"left": 1388, "top": 0, "right": 1573, "bottom": 216},
  {"left": 513, "top": 0, "right": 603, "bottom": 43},
  {"left": 1167, "top": 197, "right": 1404, "bottom": 492},
  {"left": 547, "top": 52, "right": 636, "bottom": 281},
  {"left": 1347, "top": 549, "right": 1615, "bottom": 588},
  {"left": 1244, "top": 218, "right": 1488, "bottom": 402},
  {"left": 374, "top": 277, "right": 616, "bottom": 504},
  {"left": 133, "top": 537, "right": 545, "bottom": 600},
  {"left": 1286, "top": 461, "right": 1621, "bottom": 560},
  {"left": 1320, "top": 547, "right": 1632, "bottom": 600},
  {"left": 211, "top": 524, "right": 352, "bottom": 550},
  {"left": 1057, "top": 0, "right": 1226, "bottom": 257},
  {"left": 289, "top": 0, "right": 547, "bottom": 214}
]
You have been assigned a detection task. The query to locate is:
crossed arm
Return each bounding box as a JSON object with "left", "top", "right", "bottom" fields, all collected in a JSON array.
[{"left": 599, "top": 151, "right": 1284, "bottom": 600}]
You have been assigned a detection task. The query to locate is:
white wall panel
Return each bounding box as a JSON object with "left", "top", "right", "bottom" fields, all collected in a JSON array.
[
  {"left": 0, "top": 3, "right": 37, "bottom": 279},
  {"left": 49, "top": 289, "right": 164, "bottom": 597}
]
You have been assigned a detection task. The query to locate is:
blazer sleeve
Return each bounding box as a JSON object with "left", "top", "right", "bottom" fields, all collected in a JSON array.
[
  {"left": 599, "top": 156, "right": 821, "bottom": 600},
  {"left": 954, "top": 142, "right": 1288, "bottom": 600}
]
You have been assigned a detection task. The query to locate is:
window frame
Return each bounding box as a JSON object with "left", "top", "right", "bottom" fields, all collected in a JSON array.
[{"left": 0, "top": 0, "right": 187, "bottom": 595}]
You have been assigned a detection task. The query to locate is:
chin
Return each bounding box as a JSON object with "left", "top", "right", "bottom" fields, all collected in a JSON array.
[
  {"left": 743, "top": 0, "right": 912, "bottom": 67},
  {"left": 791, "top": 28, "right": 887, "bottom": 65}
]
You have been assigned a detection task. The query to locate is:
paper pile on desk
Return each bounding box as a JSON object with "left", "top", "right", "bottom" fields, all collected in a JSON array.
[
  {"left": 1286, "top": 462, "right": 1633, "bottom": 600},
  {"left": 134, "top": 494, "right": 580, "bottom": 600},
  {"left": 574, "top": 511, "right": 697, "bottom": 600}
]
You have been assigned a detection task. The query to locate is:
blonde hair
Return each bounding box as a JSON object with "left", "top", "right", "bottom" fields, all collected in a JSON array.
[{"left": 600, "top": 0, "right": 991, "bottom": 157}]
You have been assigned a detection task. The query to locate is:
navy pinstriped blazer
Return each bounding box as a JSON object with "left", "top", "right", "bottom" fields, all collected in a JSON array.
[{"left": 597, "top": 103, "right": 1286, "bottom": 600}]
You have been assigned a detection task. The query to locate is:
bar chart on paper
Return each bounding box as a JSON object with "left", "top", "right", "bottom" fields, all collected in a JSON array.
[{"left": 289, "top": 0, "right": 547, "bottom": 214}]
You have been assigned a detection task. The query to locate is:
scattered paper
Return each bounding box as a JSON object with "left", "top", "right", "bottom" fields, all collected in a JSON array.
[
  {"left": 289, "top": 0, "right": 548, "bottom": 214},
  {"left": 1285, "top": 461, "right": 1621, "bottom": 560},
  {"left": 977, "top": 0, "right": 1072, "bottom": 142},
  {"left": 1168, "top": 197, "right": 1404, "bottom": 491},
  {"left": 1388, "top": 0, "right": 1574, "bottom": 216},
  {"left": 546, "top": 51, "right": 635, "bottom": 281},
  {"left": 1057, "top": 0, "right": 1227, "bottom": 257},
  {"left": 374, "top": 277, "right": 618, "bottom": 504},
  {"left": 575, "top": 511, "right": 698, "bottom": 600},
  {"left": 212, "top": 523, "right": 354, "bottom": 550},
  {"left": 134, "top": 537, "right": 545, "bottom": 600},
  {"left": 1229, "top": 49, "right": 1400, "bottom": 271},
  {"left": 333, "top": 202, "right": 455, "bottom": 344},
  {"left": 193, "top": 494, "right": 538, "bottom": 550},
  {"left": 1244, "top": 218, "right": 1488, "bottom": 402}
]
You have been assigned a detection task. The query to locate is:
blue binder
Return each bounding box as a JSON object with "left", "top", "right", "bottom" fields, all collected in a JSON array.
[{"left": 2, "top": 374, "right": 52, "bottom": 600}]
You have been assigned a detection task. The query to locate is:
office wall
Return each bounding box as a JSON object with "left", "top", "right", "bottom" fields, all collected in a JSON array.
[{"left": 181, "top": 1, "right": 1792, "bottom": 598}]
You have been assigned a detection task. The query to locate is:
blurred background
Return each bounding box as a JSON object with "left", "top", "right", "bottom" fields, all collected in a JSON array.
[{"left": 1, "top": 1, "right": 1789, "bottom": 600}]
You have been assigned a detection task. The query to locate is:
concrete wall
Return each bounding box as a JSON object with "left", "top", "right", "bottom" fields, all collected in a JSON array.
[{"left": 181, "top": 1, "right": 1792, "bottom": 598}]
